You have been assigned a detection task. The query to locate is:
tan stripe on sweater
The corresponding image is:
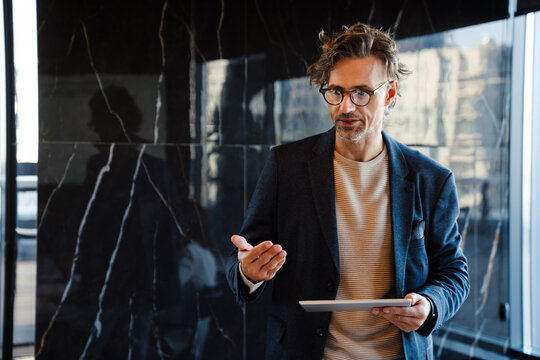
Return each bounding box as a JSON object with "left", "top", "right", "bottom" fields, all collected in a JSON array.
[{"left": 323, "top": 147, "right": 404, "bottom": 360}]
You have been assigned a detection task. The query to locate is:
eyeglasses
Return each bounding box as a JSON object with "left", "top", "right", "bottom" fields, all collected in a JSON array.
[{"left": 319, "top": 80, "right": 390, "bottom": 107}]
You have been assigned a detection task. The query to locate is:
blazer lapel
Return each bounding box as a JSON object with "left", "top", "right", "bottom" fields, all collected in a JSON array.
[
  {"left": 308, "top": 129, "right": 339, "bottom": 273},
  {"left": 383, "top": 132, "right": 414, "bottom": 298}
]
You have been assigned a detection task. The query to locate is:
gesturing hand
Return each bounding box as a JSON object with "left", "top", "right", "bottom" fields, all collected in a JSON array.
[
  {"left": 231, "top": 235, "right": 287, "bottom": 283},
  {"left": 371, "top": 293, "right": 431, "bottom": 333}
]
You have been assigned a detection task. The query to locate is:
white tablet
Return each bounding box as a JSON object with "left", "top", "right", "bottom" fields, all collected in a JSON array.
[{"left": 299, "top": 299, "right": 412, "bottom": 312}]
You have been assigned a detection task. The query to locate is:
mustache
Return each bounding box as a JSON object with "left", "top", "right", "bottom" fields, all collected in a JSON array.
[{"left": 336, "top": 113, "right": 362, "bottom": 121}]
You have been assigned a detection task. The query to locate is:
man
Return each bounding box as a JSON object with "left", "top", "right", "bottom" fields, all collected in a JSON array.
[{"left": 226, "top": 23, "right": 469, "bottom": 360}]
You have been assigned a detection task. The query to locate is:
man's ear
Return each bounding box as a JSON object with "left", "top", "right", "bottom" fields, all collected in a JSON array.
[{"left": 385, "top": 80, "right": 398, "bottom": 107}]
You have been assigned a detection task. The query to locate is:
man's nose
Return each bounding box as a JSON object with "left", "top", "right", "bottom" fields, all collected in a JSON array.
[{"left": 338, "top": 93, "right": 357, "bottom": 112}]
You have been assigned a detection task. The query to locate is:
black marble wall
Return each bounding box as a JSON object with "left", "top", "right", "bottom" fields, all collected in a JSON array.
[{"left": 36, "top": 0, "right": 512, "bottom": 359}]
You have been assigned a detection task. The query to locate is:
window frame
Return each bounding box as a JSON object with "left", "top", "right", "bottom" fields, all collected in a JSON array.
[{"left": 509, "top": 11, "right": 540, "bottom": 356}]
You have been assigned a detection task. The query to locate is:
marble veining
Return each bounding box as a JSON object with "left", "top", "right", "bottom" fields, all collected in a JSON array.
[
  {"left": 127, "top": 294, "right": 136, "bottom": 360},
  {"left": 392, "top": 0, "right": 409, "bottom": 33},
  {"left": 80, "top": 22, "right": 132, "bottom": 143},
  {"left": 216, "top": 0, "right": 225, "bottom": 60},
  {"left": 36, "top": 0, "right": 513, "bottom": 359},
  {"left": 141, "top": 160, "right": 187, "bottom": 238},
  {"left": 37, "top": 143, "right": 116, "bottom": 357},
  {"left": 79, "top": 145, "right": 146, "bottom": 360},
  {"left": 154, "top": 0, "right": 168, "bottom": 144},
  {"left": 37, "top": 144, "right": 77, "bottom": 232},
  {"left": 151, "top": 229, "right": 166, "bottom": 360}
]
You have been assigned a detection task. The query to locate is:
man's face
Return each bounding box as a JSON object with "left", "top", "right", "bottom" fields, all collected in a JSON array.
[{"left": 326, "top": 55, "right": 397, "bottom": 142}]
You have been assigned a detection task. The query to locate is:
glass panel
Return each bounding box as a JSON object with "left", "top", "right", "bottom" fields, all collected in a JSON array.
[
  {"left": 389, "top": 19, "right": 512, "bottom": 356},
  {"left": 0, "top": 1, "right": 8, "bottom": 355},
  {"left": 528, "top": 10, "right": 540, "bottom": 356},
  {"left": 517, "top": 0, "right": 540, "bottom": 15},
  {"left": 12, "top": 0, "right": 39, "bottom": 356}
]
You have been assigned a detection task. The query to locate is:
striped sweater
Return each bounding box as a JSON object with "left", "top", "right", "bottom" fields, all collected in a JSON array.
[{"left": 323, "top": 146, "right": 404, "bottom": 360}]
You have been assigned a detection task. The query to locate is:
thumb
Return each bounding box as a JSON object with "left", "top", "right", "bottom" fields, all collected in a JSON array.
[
  {"left": 405, "top": 292, "right": 423, "bottom": 306},
  {"left": 231, "top": 235, "right": 252, "bottom": 251}
]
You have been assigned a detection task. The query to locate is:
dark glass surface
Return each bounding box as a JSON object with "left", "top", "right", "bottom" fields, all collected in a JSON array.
[
  {"left": 516, "top": 0, "right": 540, "bottom": 15},
  {"left": 36, "top": 0, "right": 512, "bottom": 359},
  {"left": 37, "top": 143, "right": 246, "bottom": 359}
]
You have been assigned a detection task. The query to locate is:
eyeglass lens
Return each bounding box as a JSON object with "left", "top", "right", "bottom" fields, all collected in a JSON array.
[{"left": 324, "top": 89, "right": 370, "bottom": 106}]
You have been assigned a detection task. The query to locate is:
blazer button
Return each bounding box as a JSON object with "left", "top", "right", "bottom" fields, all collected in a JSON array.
[{"left": 316, "top": 328, "right": 325, "bottom": 337}]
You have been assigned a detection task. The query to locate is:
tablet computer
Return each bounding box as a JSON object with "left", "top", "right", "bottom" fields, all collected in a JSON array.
[{"left": 299, "top": 299, "right": 412, "bottom": 312}]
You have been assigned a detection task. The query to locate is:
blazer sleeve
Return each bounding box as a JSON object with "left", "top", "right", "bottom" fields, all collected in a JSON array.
[
  {"left": 417, "top": 172, "right": 470, "bottom": 335},
  {"left": 225, "top": 148, "right": 279, "bottom": 303}
]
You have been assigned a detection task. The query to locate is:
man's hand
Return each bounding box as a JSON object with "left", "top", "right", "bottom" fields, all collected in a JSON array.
[
  {"left": 371, "top": 293, "right": 431, "bottom": 333},
  {"left": 231, "top": 235, "right": 287, "bottom": 283}
]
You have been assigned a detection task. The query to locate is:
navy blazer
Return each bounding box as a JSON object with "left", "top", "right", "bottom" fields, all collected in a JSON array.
[{"left": 226, "top": 128, "right": 470, "bottom": 360}]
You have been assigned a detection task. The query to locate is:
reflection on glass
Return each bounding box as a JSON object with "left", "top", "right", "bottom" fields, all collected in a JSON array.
[
  {"left": 12, "top": 0, "right": 38, "bottom": 355},
  {"left": 0, "top": 2, "right": 6, "bottom": 356},
  {"left": 387, "top": 20, "right": 511, "bottom": 349},
  {"left": 273, "top": 77, "right": 328, "bottom": 144}
]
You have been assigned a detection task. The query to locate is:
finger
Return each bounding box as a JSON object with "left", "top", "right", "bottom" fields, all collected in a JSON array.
[
  {"left": 374, "top": 295, "right": 430, "bottom": 332},
  {"left": 404, "top": 292, "right": 430, "bottom": 318},
  {"left": 231, "top": 235, "right": 253, "bottom": 251},
  {"left": 379, "top": 294, "right": 425, "bottom": 317},
  {"left": 405, "top": 292, "right": 423, "bottom": 306},
  {"left": 255, "top": 244, "right": 283, "bottom": 268},
  {"left": 263, "top": 253, "right": 287, "bottom": 279},
  {"left": 244, "top": 241, "right": 274, "bottom": 263},
  {"left": 264, "top": 250, "right": 287, "bottom": 271},
  {"left": 391, "top": 314, "right": 424, "bottom": 332},
  {"left": 372, "top": 302, "right": 415, "bottom": 318},
  {"left": 379, "top": 311, "right": 412, "bottom": 324},
  {"left": 381, "top": 305, "right": 415, "bottom": 317},
  {"left": 375, "top": 312, "right": 420, "bottom": 333},
  {"left": 242, "top": 249, "right": 286, "bottom": 282}
]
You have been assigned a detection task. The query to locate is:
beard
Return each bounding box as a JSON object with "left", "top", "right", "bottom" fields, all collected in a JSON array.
[
  {"left": 335, "top": 124, "right": 371, "bottom": 142},
  {"left": 334, "top": 119, "right": 374, "bottom": 142},
  {"left": 333, "top": 113, "right": 383, "bottom": 142}
]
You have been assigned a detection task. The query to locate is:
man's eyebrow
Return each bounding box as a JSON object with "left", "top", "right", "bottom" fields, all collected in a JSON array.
[
  {"left": 327, "top": 84, "right": 371, "bottom": 90},
  {"left": 326, "top": 84, "right": 343, "bottom": 90}
]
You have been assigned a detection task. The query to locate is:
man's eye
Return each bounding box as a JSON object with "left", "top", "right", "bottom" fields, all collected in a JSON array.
[
  {"left": 328, "top": 89, "right": 342, "bottom": 96},
  {"left": 353, "top": 90, "right": 368, "bottom": 97}
]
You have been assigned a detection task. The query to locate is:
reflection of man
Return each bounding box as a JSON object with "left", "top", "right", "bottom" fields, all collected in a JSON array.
[
  {"left": 226, "top": 23, "right": 469, "bottom": 359},
  {"left": 37, "top": 86, "right": 218, "bottom": 359},
  {"left": 88, "top": 85, "right": 144, "bottom": 143}
]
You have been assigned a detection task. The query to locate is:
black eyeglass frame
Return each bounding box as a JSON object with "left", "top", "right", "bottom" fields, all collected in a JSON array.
[{"left": 319, "top": 80, "right": 391, "bottom": 107}]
